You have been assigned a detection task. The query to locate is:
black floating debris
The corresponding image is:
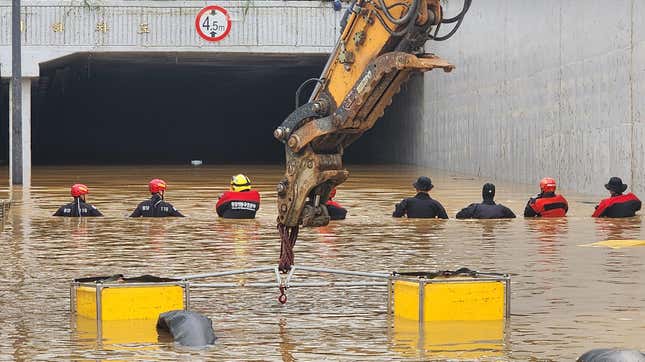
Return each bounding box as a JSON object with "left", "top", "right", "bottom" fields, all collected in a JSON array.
[
  {"left": 157, "top": 310, "right": 217, "bottom": 347},
  {"left": 578, "top": 349, "right": 645, "bottom": 362}
]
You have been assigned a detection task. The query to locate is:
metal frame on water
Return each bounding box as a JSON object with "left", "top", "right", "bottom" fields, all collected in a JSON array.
[
  {"left": 179, "top": 265, "right": 391, "bottom": 289},
  {"left": 70, "top": 265, "right": 510, "bottom": 343}
]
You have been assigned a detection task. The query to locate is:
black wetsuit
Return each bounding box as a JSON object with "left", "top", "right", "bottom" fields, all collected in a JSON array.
[
  {"left": 53, "top": 198, "right": 103, "bottom": 217},
  {"left": 326, "top": 201, "right": 347, "bottom": 220},
  {"left": 130, "top": 194, "right": 184, "bottom": 217},
  {"left": 393, "top": 192, "right": 448, "bottom": 219},
  {"left": 456, "top": 200, "right": 516, "bottom": 219}
]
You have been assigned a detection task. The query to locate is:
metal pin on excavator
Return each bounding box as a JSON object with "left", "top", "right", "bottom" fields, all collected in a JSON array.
[{"left": 274, "top": 0, "right": 472, "bottom": 272}]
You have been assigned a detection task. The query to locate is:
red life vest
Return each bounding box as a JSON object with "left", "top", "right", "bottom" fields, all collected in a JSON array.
[
  {"left": 216, "top": 190, "right": 260, "bottom": 210},
  {"left": 592, "top": 193, "right": 641, "bottom": 218},
  {"left": 326, "top": 200, "right": 343, "bottom": 208},
  {"left": 529, "top": 194, "right": 568, "bottom": 217}
]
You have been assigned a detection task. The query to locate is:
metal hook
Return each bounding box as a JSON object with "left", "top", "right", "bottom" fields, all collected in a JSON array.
[{"left": 278, "top": 285, "right": 288, "bottom": 304}]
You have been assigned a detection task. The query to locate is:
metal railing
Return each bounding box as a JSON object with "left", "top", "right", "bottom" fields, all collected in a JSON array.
[{"left": 179, "top": 265, "right": 390, "bottom": 304}]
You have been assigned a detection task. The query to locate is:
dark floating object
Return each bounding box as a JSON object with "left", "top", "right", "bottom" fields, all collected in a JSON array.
[
  {"left": 578, "top": 349, "right": 645, "bottom": 362},
  {"left": 157, "top": 310, "right": 217, "bottom": 347}
]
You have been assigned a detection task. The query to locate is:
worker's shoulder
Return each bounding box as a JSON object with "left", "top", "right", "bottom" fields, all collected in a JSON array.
[
  {"left": 159, "top": 200, "right": 177, "bottom": 208},
  {"left": 429, "top": 197, "right": 446, "bottom": 206},
  {"left": 135, "top": 199, "right": 152, "bottom": 208},
  {"left": 79, "top": 200, "right": 98, "bottom": 208}
]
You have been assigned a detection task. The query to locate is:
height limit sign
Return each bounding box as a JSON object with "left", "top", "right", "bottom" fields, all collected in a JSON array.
[{"left": 195, "top": 5, "right": 232, "bottom": 42}]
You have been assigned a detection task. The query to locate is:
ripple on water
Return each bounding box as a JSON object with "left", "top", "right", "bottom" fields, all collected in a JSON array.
[{"left": 0, "top": 165, "right": 643, "bottom": 360}]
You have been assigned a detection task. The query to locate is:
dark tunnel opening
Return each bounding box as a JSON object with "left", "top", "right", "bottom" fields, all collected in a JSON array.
[
  {"left": 24, "top": 52, "right": 414, "bottom": 166},
  {"left": 33, "top": 53, "right": 334, "bottom": 165}
]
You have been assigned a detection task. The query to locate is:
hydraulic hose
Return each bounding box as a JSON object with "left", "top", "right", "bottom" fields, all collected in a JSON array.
[
  {"left": 373, "top": 9, "right": 416, "bottom": 37},
  {"left": 295, "top": 78, "right": 324, "bottom": 109},
  {"left": 442, "top": 0, "right": 471, "bottom": 24},
  {"left": 429, "top": 0, "right": 471, "bottom": 41},
  {"left": 376, "top": 0, "right": 419, "bottom": 25}
]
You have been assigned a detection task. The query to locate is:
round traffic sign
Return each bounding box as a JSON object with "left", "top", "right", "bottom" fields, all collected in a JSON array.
[{"left": 195, "top": 5, "right": 232, "bottom": 42}]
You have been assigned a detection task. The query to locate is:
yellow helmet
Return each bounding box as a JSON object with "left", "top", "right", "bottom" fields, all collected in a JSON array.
[{"left": 230, "top": 174, "right": 252, "bottom": 192}]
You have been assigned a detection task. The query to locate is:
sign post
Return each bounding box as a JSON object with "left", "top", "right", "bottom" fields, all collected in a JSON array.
[
  {"left": 11, "top": 0, "right": 22, "bottom": 185},
  {"left": 195, "top": 5, "right": 232, "bottom": 42}
]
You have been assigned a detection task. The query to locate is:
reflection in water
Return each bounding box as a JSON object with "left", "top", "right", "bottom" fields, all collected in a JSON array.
[
  {"left": 0, "top": 165, "right": 644, "bottom": 360},
  {"left": 278, "top": 318, "right": 295, "bottom": 362},
  {"left": 525, "top": 218, "right": 568, "bottom": 273},
  {"left": 526, "top": 218, "right": 569, "bottom": 243},
  {"left": 74, "top": 317, "right": 160, "bottom": 351},
  {"left": 593, "top": 217, "right": 642, "bottom": 241},
  {"left": 389, "top": 318, "right": 505, "bottom": 360}
]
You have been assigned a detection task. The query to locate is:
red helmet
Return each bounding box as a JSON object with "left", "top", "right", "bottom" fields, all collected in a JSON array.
[
  {"left": 329, "top": 188, "right": 337, "bottom": 199},
  {"left": 71, "top": 184, "right": 89, "bottom": 197},
  {"left": 148, "top": 179, "right": 167, "bottom": 194},
  {"left": 539, "top": 177, "right": 557, "bottom": 193}
]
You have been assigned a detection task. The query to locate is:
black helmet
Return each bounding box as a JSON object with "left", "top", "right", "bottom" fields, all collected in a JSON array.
[
  {"left": 482, "top": 183, "right": 495, "bottom": 200},
  {"left": 605, "top": 177, "right": 628, "bottom": 193},
  {"left": 413, "top": 176, "right": 433, "bottom": 191}
]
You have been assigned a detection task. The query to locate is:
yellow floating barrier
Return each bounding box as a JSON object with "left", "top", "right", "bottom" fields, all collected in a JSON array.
[
  {"left": 388, "top": 269, "right": 510, "bottom": 322},
  {"left": 71, "top": 275, "right": 187, "bottom": 321},
  {"left": 579, "top": 239, "right": 645, "bottom": 249}
]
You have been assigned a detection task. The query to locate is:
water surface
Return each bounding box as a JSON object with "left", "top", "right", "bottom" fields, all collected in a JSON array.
[{"left": 0, "top": 165, "right": 643, "bottom": 360}]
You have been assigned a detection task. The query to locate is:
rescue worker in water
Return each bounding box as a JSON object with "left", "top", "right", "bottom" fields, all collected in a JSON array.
[
  {"left": 592, "top": 177, "right": 641, "bottom": 218},
  {"left": 393, "top": 176, "right": 448, "bottom": 219},
  {"left": 524, "top": 177, "right": 568, "bottom": 217},
  {"left": 54, "top": 184, "right": 103, "bottom": 217},
  {"left": 130, "top": 179, "right": 184, "bottom": 217},
  {"left": 326, "top": 188, "right": 347, "bottom": 220},
  {"left": 456, "top": 183, "right": 516, "bottom": 219},
  {"left": 216, "top": 174, "right": 260, "bottom": 219}
]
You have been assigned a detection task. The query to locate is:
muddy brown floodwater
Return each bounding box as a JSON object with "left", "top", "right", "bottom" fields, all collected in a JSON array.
[{"left": 0, "top": 165, "right": 643, "bottom": 360}]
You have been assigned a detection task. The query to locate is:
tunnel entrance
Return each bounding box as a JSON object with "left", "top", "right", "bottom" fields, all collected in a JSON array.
[
  {"left": 33, "top": 53, "right": 330, "bottom": 165},
  {"left": 27, "top": 51, "right": 419, "bottom": 166}
]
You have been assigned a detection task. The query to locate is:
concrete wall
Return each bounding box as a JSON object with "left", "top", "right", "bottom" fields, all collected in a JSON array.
[
  {"left": 0, "top": 0, "right": 341, "bottom": 76},
  {"left": 420, "top": 0, "right": 645, "bottom": 195}
]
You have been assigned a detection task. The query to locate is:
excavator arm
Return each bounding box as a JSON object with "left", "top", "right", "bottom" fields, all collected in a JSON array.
[{"left": 274, "top": 0, "right": 471, "bottom": 271}]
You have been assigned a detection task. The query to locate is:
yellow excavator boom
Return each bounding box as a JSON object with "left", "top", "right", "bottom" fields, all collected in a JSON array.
[{"left": 274, "top": 0, "right": 472, "bottom": 271}]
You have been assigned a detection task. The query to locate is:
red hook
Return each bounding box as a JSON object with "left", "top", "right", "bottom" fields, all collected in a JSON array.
[{"left": 278, "top": 285, "right": 288, "bottom": 304}]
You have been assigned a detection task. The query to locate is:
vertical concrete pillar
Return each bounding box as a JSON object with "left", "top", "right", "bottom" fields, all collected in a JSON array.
[{"left": 9, "top": 78, "right": 31, "bottom": 187}]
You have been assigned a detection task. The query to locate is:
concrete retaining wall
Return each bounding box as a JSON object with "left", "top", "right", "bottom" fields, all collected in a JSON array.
[{"left": 420, "top": 0, "right": 645, "bottom": 195}]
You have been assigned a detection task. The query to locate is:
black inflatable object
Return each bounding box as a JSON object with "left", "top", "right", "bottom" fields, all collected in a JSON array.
[
  {"left": 578, "top": 349, "right": 645, "bottom": 362},
  {"left": 156, "top": 310, "right": 217, "bottom": 347}
]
